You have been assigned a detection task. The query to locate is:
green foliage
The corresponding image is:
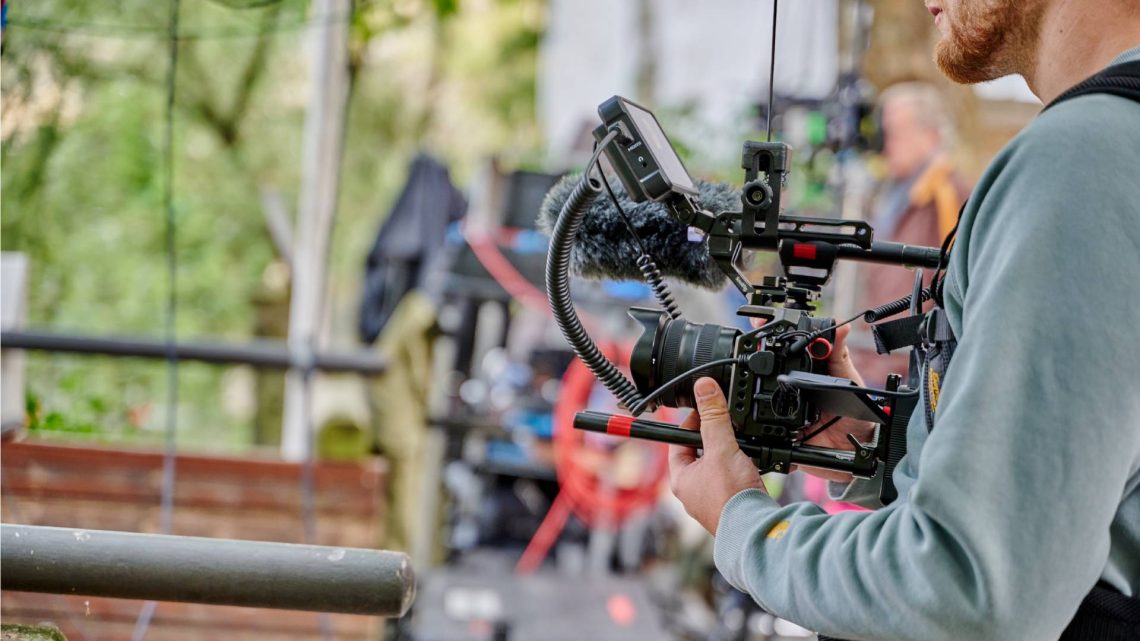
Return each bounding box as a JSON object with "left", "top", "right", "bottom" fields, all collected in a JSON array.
[
  {"left": 2, "top": 0, "right": 547, "bottom": 452},
  {"left": 1, "top": 622, "right": 70, "bottom": 641}
]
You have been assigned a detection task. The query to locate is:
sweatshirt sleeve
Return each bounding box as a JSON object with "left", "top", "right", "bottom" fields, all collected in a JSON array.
[{"left": 713, "top": 95, "right": 1140, "bottom": 641}]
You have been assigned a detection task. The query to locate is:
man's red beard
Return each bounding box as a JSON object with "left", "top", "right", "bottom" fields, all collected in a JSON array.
[{"left": 934, "top": 0, "right": 1043, "bottom": 84}]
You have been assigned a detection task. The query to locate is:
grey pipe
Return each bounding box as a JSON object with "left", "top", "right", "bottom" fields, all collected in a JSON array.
[
  {"left": 0, "top": 330, "right": 388, "bottom": 376},
  {"left": 0, "top": 524, "right": 415, "bottom": 617}
]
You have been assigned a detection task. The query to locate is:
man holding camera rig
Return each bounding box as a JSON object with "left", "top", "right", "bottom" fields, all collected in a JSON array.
[{"left": 669, "top": 1, "right": 1140, "bottom": 639}]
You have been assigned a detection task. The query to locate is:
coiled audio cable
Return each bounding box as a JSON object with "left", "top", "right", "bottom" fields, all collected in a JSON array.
[
  {"left": 862, "top": 288, "right": 934, "bottom": 323},
  {"left": 545, "top": 169, "right": 646, "bottom": 411},
  {"left": 636, "top": 254, "right": 681, "bottom": 319}
]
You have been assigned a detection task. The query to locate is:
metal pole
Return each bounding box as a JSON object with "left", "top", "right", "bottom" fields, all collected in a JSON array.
[
  {"left": 1, "top": 253, "right": 29, "bottom": 437},
  {"left": 0, "top": 330, "right": 388, "bottom": 376},
  {"left": 282, "top": 0, "right": 353, "bottom": 462},
  {"left": 1, "top": 524, "right": 415, "bottom": 617}
]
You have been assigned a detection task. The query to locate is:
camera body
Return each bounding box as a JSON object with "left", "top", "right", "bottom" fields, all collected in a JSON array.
[{"left": 629, "top": 308, "right": 835, "bottom": 444}]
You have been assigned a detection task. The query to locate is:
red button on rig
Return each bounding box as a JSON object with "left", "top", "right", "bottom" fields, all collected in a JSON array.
[{"left": 808, "top": 337, "right": 833, "bottom": 360}]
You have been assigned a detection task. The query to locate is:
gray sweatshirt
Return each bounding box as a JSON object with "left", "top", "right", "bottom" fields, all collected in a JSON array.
[{"left": 713, "top": 46, "right": 1140, "bottom": 641}]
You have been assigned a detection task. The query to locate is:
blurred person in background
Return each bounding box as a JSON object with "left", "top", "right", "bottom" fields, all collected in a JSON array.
[{"left": 849, "top": 82, "right": 969, "bottom": 389}]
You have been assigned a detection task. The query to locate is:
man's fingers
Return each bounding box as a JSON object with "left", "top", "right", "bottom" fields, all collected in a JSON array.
[
  {"left": 693, "top": 377, "right": 738, "bottom": 455},
  {"left": 833, "top": 322, "right": 851, "bottom": 348},
  {"left": 669, "top": 409, "right": 699, "bottom": 468},
  {"left": 826, "top": 324, "right": 866, "bottom": 386},
  {"left": 665, "top": 406, "right": 702, "bottom": 467},
  {"left": 669, "top": 443, "right": 697, "bottom": 469},
  {"left": 829, "top": 324, "right": 852, "bottom": 366}
]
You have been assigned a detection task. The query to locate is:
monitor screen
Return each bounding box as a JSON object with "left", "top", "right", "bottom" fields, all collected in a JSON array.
[{"left": 623, "top": 101, "right": 696, "bottom": 193}]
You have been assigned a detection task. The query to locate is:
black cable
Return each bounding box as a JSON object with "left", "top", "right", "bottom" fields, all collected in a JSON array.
[
  {"left": 586, "top": 131, "right": 617, "bottom": 176},
  {"left": 787, "top": 311, "right": 863, "bottom": 355},
  {"left": 862, "top": 288, "right": 933, "bottom": 323},
  {"left": 131, "top": 1, "right": 181, "bottom": 638},
  {"left": 765, "top": 0, "right": 779, "bottom": 142},
  {"left": 593, "top": 138, "right": 682, "bottom": 318},
  {"left": 629, "top": 357, "right": 743, "bottom": 416},
  {"left": 799, "top": 415, "right": 841, "bottom": 444},
  {"left": 634, "top": 252, "right": 683, "bottom": 319},
  {"left": 546, "top": 131, "right": 645, "bottom": 411},
  {"left": 930, "top": 202, "right": 964, "bottom": 307},
  {"left": 601, "top": 175, "right": 650, "bottom": 255}
]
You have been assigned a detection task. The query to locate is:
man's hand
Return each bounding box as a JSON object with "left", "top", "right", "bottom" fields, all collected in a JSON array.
[{"left": 669, "top": 377, "right": 766, "bottom": 535}]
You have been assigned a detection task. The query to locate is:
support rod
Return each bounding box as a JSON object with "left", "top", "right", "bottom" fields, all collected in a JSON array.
[
  {"left": 1, "top": 524, "right": 415, "bottom": 617},
  {"left": 836, "top": 240, "right": 943, "bottom": 268},
  {"left": 573, "top": 410, "right": 873, "bottom": 476}
]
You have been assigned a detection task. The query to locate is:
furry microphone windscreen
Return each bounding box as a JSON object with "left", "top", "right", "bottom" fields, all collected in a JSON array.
[{"left": 537, "top": 175, "right": 739, "bottom": 290}]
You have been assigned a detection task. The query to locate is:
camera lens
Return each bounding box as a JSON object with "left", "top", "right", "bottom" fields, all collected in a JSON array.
[{"left": 629, "top": 308, "right": 740, "bottom": 408}]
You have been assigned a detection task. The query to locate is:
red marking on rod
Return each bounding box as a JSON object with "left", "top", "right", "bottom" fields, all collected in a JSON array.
[
  {"left": 606, "top": 415, "right": 634, "bottom": 437},
  {"left": 793, "top": 243, "right": 817, "bottom": 260}
]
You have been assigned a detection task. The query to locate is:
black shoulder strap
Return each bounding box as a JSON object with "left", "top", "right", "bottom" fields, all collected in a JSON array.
[
  {"left": 871, "top": 315, "right": 925, "bottom": 355},
  {"left": 1044, "top": 60, "right": 1140, "bottom": 111},
  {"left": 1060, "top": 582, "right": 1140, "bottom": 640}
]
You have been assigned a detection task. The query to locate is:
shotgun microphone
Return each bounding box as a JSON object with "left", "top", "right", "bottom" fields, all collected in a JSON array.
[{"left": 537, "top": 175, "right": 736, "bottom": 290}]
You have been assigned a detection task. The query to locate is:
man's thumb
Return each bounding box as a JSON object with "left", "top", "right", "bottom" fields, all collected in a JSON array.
[{"left": 693, "top": 377, "right": 736, "bottom": 454}]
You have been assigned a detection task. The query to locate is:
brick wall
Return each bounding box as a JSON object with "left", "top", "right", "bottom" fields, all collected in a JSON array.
[{"left": 1, "top": 441, "right": 389, "bottom": 640}]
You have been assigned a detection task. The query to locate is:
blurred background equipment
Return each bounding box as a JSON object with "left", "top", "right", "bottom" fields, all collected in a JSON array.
[{"left": 358, "top": 153, "right": 468, "bottom": 345}]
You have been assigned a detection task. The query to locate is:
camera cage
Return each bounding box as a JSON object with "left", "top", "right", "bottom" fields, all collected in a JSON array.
[{"left": 549, "top": 96, "right": 943, "bottom": 504}]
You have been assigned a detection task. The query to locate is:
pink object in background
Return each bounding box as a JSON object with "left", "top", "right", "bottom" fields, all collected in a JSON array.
[{"left": 801, "top": 475, "right": 870, "bottom": 513}]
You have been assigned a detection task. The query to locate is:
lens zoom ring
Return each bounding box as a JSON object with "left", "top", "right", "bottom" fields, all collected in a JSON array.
[
  {"left": 661, "top": 321, "right": 685, "bottom": 388},
  {"left": 693, "top": 324, "right": 720, "bottom": 385}
]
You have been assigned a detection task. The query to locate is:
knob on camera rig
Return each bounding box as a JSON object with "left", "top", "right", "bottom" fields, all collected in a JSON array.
[{"left": 545, "top": 96, "right": 943, "bottom": 504}]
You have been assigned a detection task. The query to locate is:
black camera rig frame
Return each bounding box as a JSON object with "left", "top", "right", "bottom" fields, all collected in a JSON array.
[{"left": 547, "top": 96, "right": 944, "bottom": 504}]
